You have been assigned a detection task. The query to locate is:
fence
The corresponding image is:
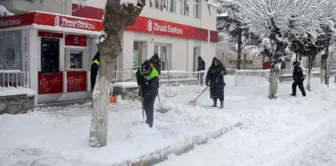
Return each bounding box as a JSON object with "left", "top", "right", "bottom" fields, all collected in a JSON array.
[
  {"left": 0, "top": 70, "right": 29, "bottom": 88},
  {"left": 112, "top": 68, "right": 206, "bottom": 86},
  {"left": 112, "top": 67, "right": 334, "bottom": 87}
]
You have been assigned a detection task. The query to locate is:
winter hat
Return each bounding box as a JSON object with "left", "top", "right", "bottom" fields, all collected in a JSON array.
[
  {"left": 293, "top": 61, "right": 300, "bottom": 66},
  {"left": 142, "top": 61, "right": 152, "bottom": 74},
  {"left": 150, "top": 53, "right": 160, "bottom": 63}
]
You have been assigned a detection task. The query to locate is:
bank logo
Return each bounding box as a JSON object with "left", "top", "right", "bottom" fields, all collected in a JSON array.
[
  {"left": 54, "top": 15, "right": 60, "bottom": 27},
  {"left": 147, "top": 19, "right": 153, "bottom": 32}
]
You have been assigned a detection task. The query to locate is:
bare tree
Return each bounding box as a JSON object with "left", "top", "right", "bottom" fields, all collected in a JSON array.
[{"left": 89, "top": 0, "right": 145, "bottom": 148}]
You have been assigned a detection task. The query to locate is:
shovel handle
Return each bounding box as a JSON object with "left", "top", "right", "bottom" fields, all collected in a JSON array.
[{"left": 194, "top": 86, "right": 209, "bottom": 101}]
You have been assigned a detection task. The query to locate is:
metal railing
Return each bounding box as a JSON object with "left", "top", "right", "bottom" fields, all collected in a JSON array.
[
  {"left": 0, "top": 70, "right": 29, "bottom": 88},
  {"left": 112, "top": 67, "right": 335, "bottom": 87},
  {"left": 112, "top": 68, "right": 207, "bottom": 86}
]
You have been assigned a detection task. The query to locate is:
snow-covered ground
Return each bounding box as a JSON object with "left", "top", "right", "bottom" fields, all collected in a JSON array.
[
  {"left": 1, "top": 76, "right": 336, "bottom": 166},
  {"left": 157, "top": 78, "right": 336, "bottom": 166},
  {"left": 0, "top": 76, "right": 240, "bottom": 165}
]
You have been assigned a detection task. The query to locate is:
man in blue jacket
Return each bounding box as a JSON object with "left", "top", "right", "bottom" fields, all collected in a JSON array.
[{"left": 291, "top": 61, "right": 306, "bottom": 97}]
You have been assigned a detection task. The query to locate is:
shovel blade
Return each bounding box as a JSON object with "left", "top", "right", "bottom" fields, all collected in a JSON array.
[
  {"left": 189, "top": 100, "right": 197, "bottom": 105},
  {"left": 156, "top": 108, "right": 170, "bottom": 114},
  {"left": 165, "top": 91, "right": 176, "bottom": 98}
]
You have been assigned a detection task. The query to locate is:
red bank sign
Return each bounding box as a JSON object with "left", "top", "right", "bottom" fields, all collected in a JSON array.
[{"left": 0, "top": 11, "right": 218, "bottom": 42}]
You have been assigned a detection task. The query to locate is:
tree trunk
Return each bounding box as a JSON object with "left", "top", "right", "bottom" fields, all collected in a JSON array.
[
  {"left": 321, "top": 43, "right": 329, "bottom": 85},
  {"left": 243, "top": 53, "right": 246, "bottom": 69},
  {"left": 236, "top": 27, "right": 242, "bottom": 70},
  {"left": 89, "top": 0, "right": 145, "bottom": 148},
  {"left": 268, "top": 63, "right": 280, "bottom": 99},
  {"left": 307, "top": 55, "right": 314, "bottom": 91}
]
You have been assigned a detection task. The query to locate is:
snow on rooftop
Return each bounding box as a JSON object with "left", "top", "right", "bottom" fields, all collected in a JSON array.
[{"left": 0, "top": 5, "right": 14, "bottom": 17}]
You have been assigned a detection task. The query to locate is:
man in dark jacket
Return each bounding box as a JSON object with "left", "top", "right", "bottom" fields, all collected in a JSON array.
[
  {"left": 90, "top": 51, "right": 100, "bottom": 92},
  {"left": 291, "top": 61, "right": 306, "bottom": 97},
  {"left": 197, "top": 56, "right": 206, "bottom": 86},
  {"left": 149, "top": 53, "right": 161, "bottom": 75},
  {"left": 205, "top": 57, "right": 227, "bottom": 108},
  {"left": 136, "top": 60, "right": 160, "bottom": 128}
]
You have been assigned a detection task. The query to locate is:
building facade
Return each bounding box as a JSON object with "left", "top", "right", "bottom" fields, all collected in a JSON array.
[
  {"left": 1, "top": 0, "right": 218, "bottom": 71},
  {"left": 0, "top": 0, "right": 218, "bottom": 104}
]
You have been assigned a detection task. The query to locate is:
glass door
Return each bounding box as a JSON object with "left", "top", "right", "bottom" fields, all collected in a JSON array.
[
  {"left": 154, "top": 44, "right": 170, "bottom": 71},
  {"left": 41, "top": 38, "right": 60, "bottom": 73},
  {"left": 160, "top": 45, "right": 168, "bottom": 70}
]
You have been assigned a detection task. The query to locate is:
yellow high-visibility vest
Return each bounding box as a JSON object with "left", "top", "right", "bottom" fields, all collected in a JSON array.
[{"left": 92, "top": 59, "right": 99, "bottom": 65}]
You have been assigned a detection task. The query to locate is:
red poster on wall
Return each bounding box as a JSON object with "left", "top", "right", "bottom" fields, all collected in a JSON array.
[
  {"left": 66, "top": 71, "right": 87, "bottom": 92},
  {"left": 38, "top": 72, "right": 63, "bottom": 94},
  {"left": 65, "top": 34, "right": 87, "bottom": 47}
]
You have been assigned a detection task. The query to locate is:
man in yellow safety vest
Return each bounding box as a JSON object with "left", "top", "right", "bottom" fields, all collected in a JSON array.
[
  {"left": 91, "top": 51, "right": 100, "bottom": 92},
  {"left": 136, "top": 60, "right": 159, "bottom": 128}
]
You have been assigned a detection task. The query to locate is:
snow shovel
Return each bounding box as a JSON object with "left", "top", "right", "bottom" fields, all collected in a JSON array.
[
  {"left": 157, "top": 93, "right": 170, "bottom": 113},
  {"left": 141, "top": 98, "right": 145, "bottom": 122},
  {"left": 165, "top": 56, "right": 175, "bottom": 98},
  {"left": 189, "top": 85, "right": 209, "bottom": 105},
  {"left": 189, "top": 71, "right": 226, "bottom": 105},
  {"left": 139, "top": 88, "right": 145, "bottom": 122}
]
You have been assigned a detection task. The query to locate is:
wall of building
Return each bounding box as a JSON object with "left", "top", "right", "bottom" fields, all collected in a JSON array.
[
  {"left": 1, "top": 0, "right": 72, "bottom": 15},
  {"left": 0, "top": 0, "right": 217, "bottom": 72},
  {"left": 0, "top": 0, "right": 216, "bottom": 31},
  {"left": 120, "top": 31, "right": 215, "bottom": 71},
  {"left": 71, "top": 0, "right": 216, "bottom": 30}
]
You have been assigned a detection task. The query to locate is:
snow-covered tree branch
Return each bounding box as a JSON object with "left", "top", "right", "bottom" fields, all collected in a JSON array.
[
  {"left": 216, "top": 0, "right": 336, "bottom": 97},
  {"left": 0, "top": 5, "right": 14, "bottom": 17}
]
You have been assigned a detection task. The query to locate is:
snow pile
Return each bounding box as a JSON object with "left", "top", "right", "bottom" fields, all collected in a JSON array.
[{"left": 112, "top": 82, "right": 138, "bottom": 88}]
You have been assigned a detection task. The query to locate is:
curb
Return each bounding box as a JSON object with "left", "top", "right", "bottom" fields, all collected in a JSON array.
[{"left": 112, "top": 122, "right": 243, "bottom": 166}]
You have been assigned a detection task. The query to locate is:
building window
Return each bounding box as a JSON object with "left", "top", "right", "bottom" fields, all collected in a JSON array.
[
  {"left": 165, "top": 0, "right": 176, "bottom": 12},
  {"left": 69, "top": 51, "right": 83, "bottom": 69},
  {"left": 0, "top": 31, "right": 22, "bottom": 70},
  {"left": 41, "top": 38, "right": 60, "bottom": 73},
  {"left": 193, "top": 0, "right": 200, "bottom": 18},
  {"left": 133, "top": 41, "right": 145, "bottom": 70},
  {"left": 154, "top": 43, "right": 171, "bottom": 70},
  {"left": 180, "top": 0, "right": 189, "bottom": 16},
  {"left": 150, "top": 0, "right": 163, "bottom": 10}
]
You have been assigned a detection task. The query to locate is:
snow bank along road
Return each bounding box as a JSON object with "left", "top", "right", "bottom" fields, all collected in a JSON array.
[{"left": 157, "top": 79, "right": 336, "bottom": 166}]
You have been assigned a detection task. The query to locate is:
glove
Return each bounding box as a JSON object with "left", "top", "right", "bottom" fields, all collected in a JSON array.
[{"left": 206, "top": 82, "right": 209, "bottom": 86}]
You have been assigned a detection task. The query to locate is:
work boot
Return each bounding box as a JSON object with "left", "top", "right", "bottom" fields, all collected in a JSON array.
[
  {"left": 220, "top": 101, "right": 224, "bottom": 109},
  {"left": 148, "top": 123, "right": 153, "bottom": 128},
  {"left": 212, "top": 99, "right": 217, "bottom": 107}
]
